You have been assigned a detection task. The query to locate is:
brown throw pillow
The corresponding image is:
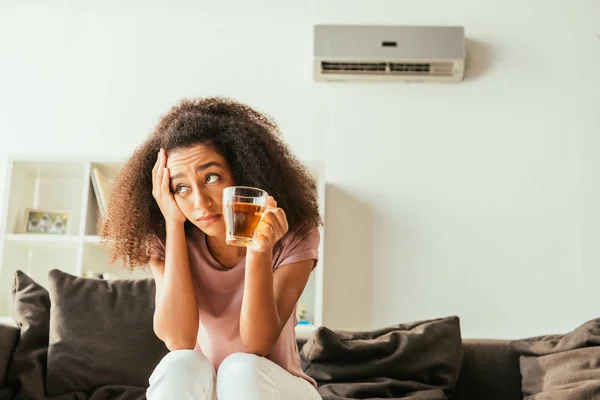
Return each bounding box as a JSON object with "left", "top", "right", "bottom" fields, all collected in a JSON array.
[
  {"left": 300, "top": 316, "right": 463, "bottom": 400},
  {"left": 5, "top": 270, "right": 51, "bottom": 400},
  {"left": 510, "top": 318, "right": 600, "bottom": 399},
  {"left": 45, "top": 269, "right": 168, "bottom": 396}
]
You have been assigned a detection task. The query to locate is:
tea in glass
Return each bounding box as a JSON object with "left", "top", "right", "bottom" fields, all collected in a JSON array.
[{"left": 222, "top": 186, "right": 268, "bottom": 247}]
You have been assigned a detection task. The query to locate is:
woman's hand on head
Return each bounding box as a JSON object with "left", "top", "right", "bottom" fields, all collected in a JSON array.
[
  {"left": 249, "top": 196, "right": 289, "bottom": 253},
  {"left": 152, "top": 148, "right": 187, "bottom": 226}
]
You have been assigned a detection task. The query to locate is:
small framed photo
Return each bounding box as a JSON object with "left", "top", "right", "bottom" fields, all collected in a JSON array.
[{"left": 25, "top": 209, "right": 70, "bottom": 234}]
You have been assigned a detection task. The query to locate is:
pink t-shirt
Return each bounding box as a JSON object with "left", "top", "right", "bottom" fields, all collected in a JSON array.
[{"left": 150, "top": 225, "right": 319, "bottom": 387}]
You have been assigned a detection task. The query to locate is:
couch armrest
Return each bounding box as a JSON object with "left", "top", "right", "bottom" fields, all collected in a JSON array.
[{"left": 0, "top": 318, "right": 19, "bottom": 389}]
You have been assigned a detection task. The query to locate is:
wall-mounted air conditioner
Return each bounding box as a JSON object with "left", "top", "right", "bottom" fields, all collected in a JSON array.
[{"left": 314, "top": 25, "right": 466, "bottom": 83}]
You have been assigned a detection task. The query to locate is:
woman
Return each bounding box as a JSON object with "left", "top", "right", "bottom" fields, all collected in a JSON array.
[{"left": 100, "top": 97, "right": 322, "bottom": 399}]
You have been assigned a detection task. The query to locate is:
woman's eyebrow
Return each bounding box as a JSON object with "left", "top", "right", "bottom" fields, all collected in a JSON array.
[{"left": 170, "top": 161, "right": 224, "bottom": 181}]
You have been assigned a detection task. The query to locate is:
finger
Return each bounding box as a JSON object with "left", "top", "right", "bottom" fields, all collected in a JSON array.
[
  {"left": 162, "top": 167, "right": 170, "bottom": 193},
  {"left": 266, "top": 196, "right": 277, "bottom": 209},
  {"left": 266, "top": 208, "right": 286, "bottom": 232},
  {"left": 257, "top": 223, "right": 274, "bottom": 241},
  {"left": 160, "top": 148, "right": 166, "bottom": 168},
  {"left": 261, "top": 211, "right": 281, "bottom": 236},
  {"left": 261, "top": 209, "right": 277, "bottom": 224},
  {"left": 254, "top": 233, "right": 270, "bottom": 249},
  {"left": 152, "top": 151, "right": 160, "bottom": 186},
  {"left": 157, "top": 149, "right": 166, "bottom": 177},
  {"left": 274, "top": 208, "right": 288, "bottom": 233},
  {"left": 156, "top": 161, "right": 164, "bottom": 191}
]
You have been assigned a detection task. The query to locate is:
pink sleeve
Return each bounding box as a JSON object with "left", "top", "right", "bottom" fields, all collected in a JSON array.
[
  {"left": 274, "top": 227, "right": 320, "bottom": 271},
  {"left": 146, "top": 235, "right": 166, "bottom": 263}
]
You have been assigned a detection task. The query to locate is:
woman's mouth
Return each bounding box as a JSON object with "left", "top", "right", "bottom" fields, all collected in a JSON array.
[{"left": 196, "top": 214, "right": 221, "bottom": 224}]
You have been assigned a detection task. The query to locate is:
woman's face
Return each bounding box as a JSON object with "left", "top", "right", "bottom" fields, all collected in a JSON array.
[{"left": 165, "top": 144, "right": 235, "bottom": 236}]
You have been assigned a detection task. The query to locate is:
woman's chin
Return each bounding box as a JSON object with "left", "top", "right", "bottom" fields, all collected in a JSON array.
[{"left": 193, "top": 222, "right": 225, "bottom": 237}]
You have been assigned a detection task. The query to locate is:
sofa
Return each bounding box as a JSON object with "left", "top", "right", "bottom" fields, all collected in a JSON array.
[
  {"left": 1, "top": 269, "right": 599, "bottom": 400},
  {"left": 0, "top": 321, "right": 520, "bottom": 400}
]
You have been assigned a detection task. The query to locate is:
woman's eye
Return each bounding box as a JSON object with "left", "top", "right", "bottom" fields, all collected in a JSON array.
[
  {"left": 205, "top": 174, "right": 220, "bottom": 184},
  {"left": 175, "top": 185, "right": 190, "bottom": 194}
]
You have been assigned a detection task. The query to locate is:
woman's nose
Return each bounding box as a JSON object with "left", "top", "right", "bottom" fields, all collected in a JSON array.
[{"left": 194, "top": 191, "right": 212, "bottom": 210}]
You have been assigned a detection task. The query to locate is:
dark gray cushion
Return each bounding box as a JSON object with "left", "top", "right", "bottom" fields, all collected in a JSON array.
[
  {"left": 510, "top": 318, "right": 600, "bottom": 399},
  {"left": 45, "top": 269, "right": 168, "bottom": 396},
  {"left": 300, "top": 316, "right": 464, "bottom": 400},
  {"left": 5, "top": 270, "right": 50, "bottom": 400}
]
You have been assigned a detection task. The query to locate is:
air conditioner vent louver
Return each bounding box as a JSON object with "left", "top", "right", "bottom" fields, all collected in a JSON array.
[
  {"left": 390, "top": 62, "right": 454, "bottom": 76},
  {"left": 322, "top": 62, "right": 386, "bottom": 72},
  {"left": 320, "top": 61, "right": 455, "bottom": 77},
  {"left": 389, "top": 63, "right": 431, "bottom": 72}
]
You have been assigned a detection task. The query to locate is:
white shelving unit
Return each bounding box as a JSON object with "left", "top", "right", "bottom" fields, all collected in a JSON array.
[{"left": 0, "top": 155, "right": 325, "bottom": 338}]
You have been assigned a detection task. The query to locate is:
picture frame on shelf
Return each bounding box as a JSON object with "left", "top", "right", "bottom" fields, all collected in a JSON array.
[{"left": 24, "top": 209, "right": 70, "bottom": 234}]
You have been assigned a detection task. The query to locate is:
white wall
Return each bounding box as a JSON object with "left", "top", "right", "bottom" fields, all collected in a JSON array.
[{"left": 1, "top": 0, "right": 599, "bottom": 339}]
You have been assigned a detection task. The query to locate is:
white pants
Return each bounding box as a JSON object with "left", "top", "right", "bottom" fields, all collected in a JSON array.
[{"left": 146, "top": 350, "right": 321, "bottom": 400}]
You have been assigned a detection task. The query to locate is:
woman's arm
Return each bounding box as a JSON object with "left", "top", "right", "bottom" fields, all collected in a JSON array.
[
  {"left": 150, "top": 221, "right": 199, "bottom": 351},
  {"left": 240, "top": 252, "right": 313, "bottom": 356},
  {"left": 149, "top": 148, "right": 199, "bottom": 351},
  {"left": 239, "top": 196, "right": 316, "bottom": 355}
]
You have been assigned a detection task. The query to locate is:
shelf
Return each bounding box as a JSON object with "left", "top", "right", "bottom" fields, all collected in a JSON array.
[
  {"left": 83, "top": 235, "right": 102, "bottom": 243},
  {"left": 81, "top": 241, "right": 151, "bottom": 280},
  {"left": 90, "top": 162, "right": 124, "bottom": 180},
  {"left": 4, "top": 234, "right": 81, "bottom": 244},
  {"left": 11, "top": 160, "right": 85, "bottom": 180},
  {"left": 0, "top": 317, "right": 16, "bottom": 327},
  {"left": 295, "top": 324, "right": 318, "bottom": 340},
  {"left": 4, "top": 160, "right": 87, "bottom": 235},
  {"left": 0, "top": 238, "right": 79, "bottom": 315}
]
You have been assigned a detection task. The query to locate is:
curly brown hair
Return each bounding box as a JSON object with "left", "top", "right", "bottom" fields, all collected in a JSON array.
[{"left": 99, "top": 97, "right": 321, "bottom": 269}]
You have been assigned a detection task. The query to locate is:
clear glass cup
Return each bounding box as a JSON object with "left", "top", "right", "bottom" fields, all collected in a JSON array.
[{"left": 222, "top": 186, "right": 268, "bottom": 247}]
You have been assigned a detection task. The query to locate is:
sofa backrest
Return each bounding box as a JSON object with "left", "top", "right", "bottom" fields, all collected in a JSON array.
[
  {"left": 297, "top": 337, "right": 523, "bottom": 400},
  {"left": 2, "top": 326, "right": 524, "bottom": 399},
  {"left": 452, "top": 339, "right": 522, "bottom": 400}
]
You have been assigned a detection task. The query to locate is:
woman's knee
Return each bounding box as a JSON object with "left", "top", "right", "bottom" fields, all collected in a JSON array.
[
  {"left": 149, "top": 349, "right": 214, "bottom": 387},
  {"left": 217, "top": 352, "right": 268, "bottom": 394}
]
